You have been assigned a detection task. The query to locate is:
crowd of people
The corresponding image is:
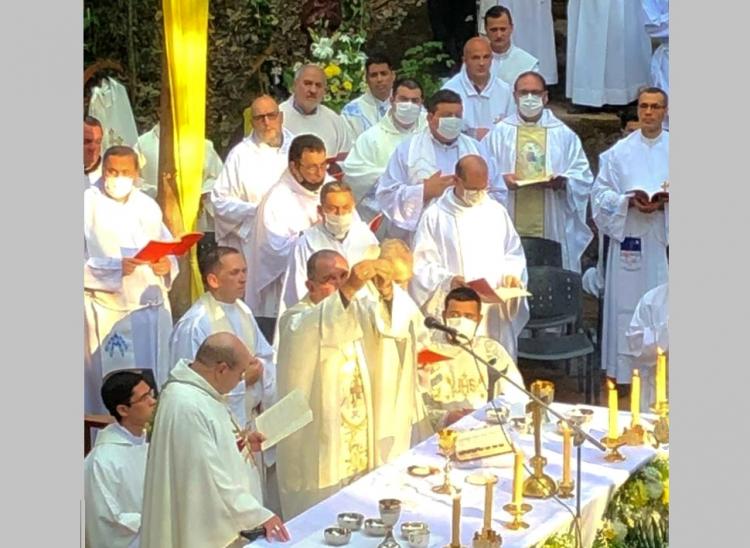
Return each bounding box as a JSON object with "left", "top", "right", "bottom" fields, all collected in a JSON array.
[{"left": 83, "top": 3, "right": 669, "bottom": 547}]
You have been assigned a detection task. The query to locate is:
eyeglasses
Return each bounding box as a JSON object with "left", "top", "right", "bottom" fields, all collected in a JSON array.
[
  {"left": 252, "top": 111, "right": 281, "bottom": 122},
  {"left": 638, "top": 103, "right": 665, "bottom": 111},
  {"left": 129, "top": 389, "right": 155, "bottom": 405}
]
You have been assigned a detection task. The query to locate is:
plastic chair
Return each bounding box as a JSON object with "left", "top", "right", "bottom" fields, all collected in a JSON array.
[
  {"left": 518, "top": 266, "right": 598, "bottom": 404},
  {"left": 521, "top": 237, "right": 563, "bottom": 268}
]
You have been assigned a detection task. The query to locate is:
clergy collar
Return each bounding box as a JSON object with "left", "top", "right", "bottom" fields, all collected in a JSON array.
[
  {"left": 639, "top": 130, "right": 664, "bottom": 146},
  {"left": 84, "top": 157, "right": 101, "bottom": 175},
  {"left": 292, "top": 98, "right": 319, "bottom": 116},
  {"left": 492, "top": 43, "right": 514, "bottom": 60},
  {"left": 113, "top": 422, "right": 147, "bottom": 445},
  {"left": 460, "top": 65, "right": 493, "bottom": 97},
  {"left": 429, "top": 131, "right": 460, "bottom": 150}
]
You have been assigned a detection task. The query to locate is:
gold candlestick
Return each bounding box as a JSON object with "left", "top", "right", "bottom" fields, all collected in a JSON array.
[
  {"left": 650, "top": 401, "right": 669, "bottom": 447},
  {"left": 501, "top": 503, "right": 531, "bottom": 531},
  {"left": 472, "top": 475, "right": 502, "bottom": 548},
  {"left": 558, "top": 422, "right": 574, "bottom": 498},
  {"left": 444, "top": 488, "right": 466, "bottom": 548},
  {"left": 600, "top": 434, "right": 626, "bottom": 463},
  {"left": 622, "top": 370, "right": 645, "bottom": 446},
  {"left": 522, "top": 382, "right": 557, "bottom": 499}
]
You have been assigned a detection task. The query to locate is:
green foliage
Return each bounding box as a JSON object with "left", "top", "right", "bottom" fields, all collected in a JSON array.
[{"left": 397, "top": 42, "right": 454, "bottom": 100}]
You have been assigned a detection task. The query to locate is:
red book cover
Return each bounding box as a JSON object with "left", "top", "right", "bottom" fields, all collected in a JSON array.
[
  {"left": 467, "top": 278, "right": 502, "bottom": 304},
  {"left": 418, "top": 348, "right": 451, "bottom": 367},
  {"left": 134, "top": 232, "right": 203, "bottom": 262}
]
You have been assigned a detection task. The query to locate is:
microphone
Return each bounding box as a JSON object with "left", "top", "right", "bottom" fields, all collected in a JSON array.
[{"left": 424, "top": 316, "right": 468, "bottom": 342}]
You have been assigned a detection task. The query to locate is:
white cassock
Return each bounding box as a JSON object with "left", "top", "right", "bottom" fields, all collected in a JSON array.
[
  {"left": 169, "top": 292, "right": 276, "bottom": 429},
  {"left": 84, "top": 423, "right": 148, "bottom": 548},
  {"left": 484, "top": 110, "right": 594, "bottom": 272},
  {"left": 341, "top": 112, "right": 427, "bottom": 221},
  {"left": 478, "top": 0, "right": 558, "bottom": 85},
  {"left": 566, "top": 0, "right": 652, "bottom": 106},
  {"left": 88, "top": 76, "right": 139, "bottom": 148},
  {"left": 141, "top": 359, "right": 271, "bottom": 548},
  {"left": 280, "top": 220, "right": 379, "bottom": 311},
  {"left": 490, "top": 45, "right": 540, "bottom": 87},
  {"left": 420, "top": 334, "right": 525, "bottom": 430},
  {"left": 246, "top": 170, "right": 322, "bottom": 318},
  {"left": 592, "top": 129, "right": 669, "bottom": 383},
  {"left": 85, "top": 161, "right": 103, "bottom": 190},
  {"left": 341, "top": 91, "right": 391, "bottom": 139},
  {"left": 375, "top": 129, "right": 496, "bottom": 242},
  {"left": 442, "top": 66, "right": 515, "bottom": 138},
  {"left": 642, "top": 0, "right": 669, "bottom": 129},
  {"left": 84, "top": 183, "right": 178, "bottom": 413},
  {"left": 279, "top": 98, "right": 354, "bottom": 155},
  {"left": 275, "top": 291, "right": 375, "bottom": 519},
  {"left": 411, "top": 188, "right": 529, "bottom": 359},
  {"left": 211, "top": 129, "right": 294, "bottom": 262},
  {"left": 626, "top": 283, "right": 668, "bottom": 412}
]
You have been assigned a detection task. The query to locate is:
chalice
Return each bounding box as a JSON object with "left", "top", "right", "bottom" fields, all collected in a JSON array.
[
  {"left": 433, "top": 429, "right": 458, "bottom": 495},
  {"left": 378, "top": 498, "right": 403, "bottom": 548}
]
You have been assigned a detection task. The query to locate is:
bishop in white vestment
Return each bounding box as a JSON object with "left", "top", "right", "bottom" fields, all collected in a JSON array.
[
  {"left": 341, "top": 55, "right": 395, "bottom": 138},
  {"left": 592, "top": 88, "right": 669, "bottom": 384},
  {"left": 84, "top": 148, "right": 177, "bottom": 413},
  {"left": 485, "top": 72, "right": 594, "bottom": 272},
  {"left": 411, "top": 156, "right": 529, "bottom": 359}
]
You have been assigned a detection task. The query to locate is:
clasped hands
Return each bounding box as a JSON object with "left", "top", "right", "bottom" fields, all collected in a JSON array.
[{"left": 122, "top": 256, "right": 171, "bottom": 277}]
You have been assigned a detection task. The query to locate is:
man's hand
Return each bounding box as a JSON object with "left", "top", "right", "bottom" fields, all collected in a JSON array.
[
  {"left": 340, "top": 259, "right": 379, "bottom": 302},
  {"left": 629, "top": 195, "right": 661, "bottom": 214},
  {"left": 450, "top": 275, "right": 467, "bottom": 290},
  {"left": 244, "top": 356, "right": 263, "bottom": 387},
  {"left": 500, "top": 275, "right": 524, "bottom": 317},
  {"left": 423, "top": 170, "right": 456, "bottom": 201},
  {"left": 245, "top": 431, "right": 266, "bottom": 453},
  {"left": 150, "top": 256, "right": 171, "bottom": 276},
  {"left": 503, "top": 173, "right": 519, "bottom": 191},
  {"left": 473, "top": 127, "right": 490, "bottom": 141},
  {"left": 501, "top": 275, "right": 523, "bottom": 289},
  {"left": 371, "top": 259, "right": 394, "bottom": 301},
  {"left": 262, "top": 515, "right": 290, "bottom": 542},
  {"left": 546, "top": 175, "right": 567, "bottom": 191},
  {"left": 444, "top": 408, "right": 474, "bottom": 426},
  {"left": 122, "top": 257, "right": 145, "bottom": 276}
]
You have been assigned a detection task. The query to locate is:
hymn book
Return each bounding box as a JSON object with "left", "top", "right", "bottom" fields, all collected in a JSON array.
[
  {"left": 467, "top": 278, "right": 532, "bottom": 304},
  {"left": 626, "top": 181, "right": 669, "bottom": 204},
  {"left": 134, "top": 232, "right": 203, "bottom": 262},
  {"left": 255, "top": 388, "right": 313, "bottom": 451}
]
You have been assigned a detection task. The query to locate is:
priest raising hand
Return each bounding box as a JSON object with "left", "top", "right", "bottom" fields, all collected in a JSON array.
[{"left": 340, "top": 259, "right": 380, "bottom": 301}]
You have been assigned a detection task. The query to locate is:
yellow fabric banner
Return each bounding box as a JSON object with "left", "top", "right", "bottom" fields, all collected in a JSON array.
[
  {"left": 162, "top": 0, "right": 208, "bottom": 301},
  {"left": 514, "top": 126, "right": 547, "bottom": 237}
]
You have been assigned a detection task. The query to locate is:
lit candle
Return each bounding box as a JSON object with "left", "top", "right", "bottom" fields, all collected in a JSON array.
[
  {"left": 562, "top": 422, "right": 572, "bottom": 485},
  {"left": 512, "top": 449, "right": 524, "bottom": 506},
  {"left": 630, "top": 369, "right": 641, "bottom": 425},
  {"left": 483, "top": 476, "right": 493, "bottom": 532},
  {"left": 451, "top": 490, "right": 461, "bottom": 546},
  {"left": 656, "top": 348, "right": 667, "bottom": 404},
  {"left": 607, "top": 380, "right": 618, "bottom": 440}
]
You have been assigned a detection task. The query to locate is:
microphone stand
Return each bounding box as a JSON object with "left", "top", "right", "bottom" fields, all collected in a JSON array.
[{"left": 448, "top": 335, "right": 606, "bottom": 536}]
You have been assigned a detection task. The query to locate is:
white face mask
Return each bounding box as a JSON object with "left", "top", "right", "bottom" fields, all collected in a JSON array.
[
  {"left": 518, "top": 93, "right": 545, "bottom": 119},
  {"left": 461, "top": 189, "right": 487, "bottom": 207},
  {"left": 394, "top": 101, "right": 421, "bottom": 126},
  {"left": 437, "top": 117, "right": 463, "bottom": 141},
  {"left": 446, "top": 316, "right": 478, "bottom": 341},
  {"left": 324, "top": 212, "right": 353, "bottom": 239},
  {"left": 104, "top": 175, "right": 134, "bottom": 200}
]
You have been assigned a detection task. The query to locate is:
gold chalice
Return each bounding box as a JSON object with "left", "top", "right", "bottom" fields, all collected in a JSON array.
[{"left": 432, "top": 429, "right": 458, "bottom": 495}]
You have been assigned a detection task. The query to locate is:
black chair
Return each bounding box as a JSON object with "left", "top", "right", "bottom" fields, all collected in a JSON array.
[
  {"left": 521, "top": 237, "right": 563, "bottom": 268},
  {"left": 518, "top": 266, "right": 598, "bottom": 404}
]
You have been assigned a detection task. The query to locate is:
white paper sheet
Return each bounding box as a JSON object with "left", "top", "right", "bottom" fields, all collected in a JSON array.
[{"left": 256, "top": 388, "right": 313, "bottom": 451}]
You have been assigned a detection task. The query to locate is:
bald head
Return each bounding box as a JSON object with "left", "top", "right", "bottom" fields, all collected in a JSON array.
[
  {"left": 305, "top": 249, "right": 349, "bottom": 304},
  {"left": 293, "top": 64, "right": 327, "bottom": 114},
  {"left": 192, "top": 332, "right": 252, "bottom": 395},
  {"left": 250, "top": 94, "right": 283, "bottom": 146},
  {"left": 455, "top": 155, "right": 489, "bottom": 192},
  {"left": 463, "top": 37, "right": 493, "bottom": 85}
]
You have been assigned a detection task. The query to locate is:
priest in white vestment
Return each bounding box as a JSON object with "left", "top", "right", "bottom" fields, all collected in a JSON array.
[
  {"left": 84, "top": 116, "right": 104, "bottom": 189},
  {"left": 280, "top": 181, "right": 379, "bottom": 311},
  {"left": 375, "top": 89, "right": 497, "bottom": 243},
  {"left": 279, "top": 64, "right": 353, "bottom": 156},
  {"left": 420, "top": 287, "right": 526, "bottom": 430},
  {"left": 642, "top": 0, "right": 669, "bottom": 130},
  {"left": 592, "top": 88, "right": 669, "bottom": 385},
  {"left": 275, "top": 251, "right": 400, "bottom": 518},
  {"left": 245, "top": 134, "right": 329, "bottom": 340},
  {"left": 478, "top": 1, "right": 557, "bottom": 85},
  {"left": 141, "top": 333, "right": 288, "bottom": 548},
  {"left": 412, "top": 155, "right": 529, "bottom": 359},
  {"left": 341, "top": 78, "right": 426, "bottom": 222},
  {"left": 84, "top": 371, "right": 156, "bottom": 548},
  {"left": 88, "top": 76, "right": 139, "bottom": 149},
  {"left": 626, "top": 283, "right": 668, "bottom": 412},
  {"left": 566, "top": 0, "right": 652, "bottom": 106},
  {"left": 481, "top": 5, "right": 539, "bottom": 86},
  {"left": 443, "top": 37, "right": 515, "bottom": 141},
  {"left": 84, "top": 146, "right": 177, "bottom": 413},
  {"left": 341, "top": 54, "right": 395, "bottom": 138},
  {"left": 212, "top": 96, "right": 294, "bottom": 269},
  {"left": 485, "top": 72, "right": 594, "bottom": 272}
]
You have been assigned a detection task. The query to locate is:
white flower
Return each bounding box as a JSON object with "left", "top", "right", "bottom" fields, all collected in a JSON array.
[
  {"left": 335, "top": 51, "right": 350, "bottom": 65},
  {"left": 311, "top": 37, "right": 334, "bottom": 59},
  {"left": 339, "top": 34, "right": 352, "bottom": 44}
]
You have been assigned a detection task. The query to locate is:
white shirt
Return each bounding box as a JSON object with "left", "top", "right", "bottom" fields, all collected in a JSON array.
[
  {"left": 490, "top": 44, "right": 540, "bottom": 86},
  {"left": 279, "top": 98, "right": 354, "bottom": 156},
  {"left": 442, "top": 66, "right": 515, "bottom": 137},
  {"left": 341, "top": 91, "right": 391, "bottom": 138}
]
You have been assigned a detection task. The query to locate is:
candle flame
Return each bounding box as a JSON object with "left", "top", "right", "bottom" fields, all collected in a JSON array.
[
  {"left": 633, "top": 369, "right": 640, "bottom": 378},
  {"left": 607, "top": 379, "right": 616, "bottom": 390}
]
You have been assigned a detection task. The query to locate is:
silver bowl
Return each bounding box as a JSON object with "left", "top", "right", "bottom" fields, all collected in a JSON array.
[
  {"left": 363, "top": 518, "right": 388, "bottom": 537},
  {"left": 408, "top": 529, "right": 431, "bottom": 548},
  {"left": 324, "top": 526, "right": 352, "bottom": 546},
  {"left": 485, "top": 405, "right": 510, "bottom": 424},
  {"left": 337, "top": 512, "right": 364, "bottom": 531},
  {"left": 400, "top": 521, "right": 429, "bottom": 540}
]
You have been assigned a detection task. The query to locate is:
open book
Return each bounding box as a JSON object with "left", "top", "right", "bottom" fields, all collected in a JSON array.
[
  {"left": 134, "top": 232, "right": 203, "bottom": 262},
  {"left": 255, "top": 389, "right": 313, "bottom": 451},
  {"left": 467, "top": 278, "right": 531, "bottom": 304},
  {"left": 627, "top": 183, "right": 669, "bottom": 204}
]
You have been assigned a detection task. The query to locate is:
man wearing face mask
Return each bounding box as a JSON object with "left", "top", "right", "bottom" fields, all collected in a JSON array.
[
  {"left": 342, "top": 78, "right": 427, "bottom": 223},
  {"left": 279, "top": 64, "right": 354, "bottom": 156},
  {"left": 84, "top": 146, "right": 179, "bottom": 412},
  {"left": 280, "top": 181, "right": 378, "bottom": 311},
  {"left": 419, "top": 287, "right": 526, "bottom": 429},
  {"left": 275, "top": 251, "right": 397, "bottom": 518},
  {"left": 411, "top": 155, "right": 528, "bottom": 360},
  {"left": 212, "top": 95, "right": 295, "bottom": 274},
  {"left": 485, "top": 71, "right": 594, "bottom": 273},
  {"left": 341, "top": 53, "right": 396, "bottom": 139},
  {"left": 245, "top": 135, "right": 331, "bottom": 342},
  {"left": 376, "top": 90, "right": 498, "bottom": 243},
  {"left": 442, "top": 36, "right": 515, "bottom": 141}
]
